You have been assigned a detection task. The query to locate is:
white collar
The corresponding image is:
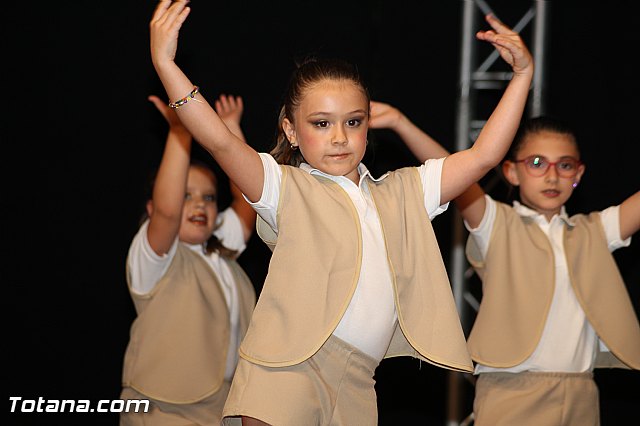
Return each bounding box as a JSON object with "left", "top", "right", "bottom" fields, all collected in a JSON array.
[
  {"left": 185, "top": 242, "right": 208, "bottom": 255},
  {"left": 512, "top": 200, "right": 575, "bottom": 227},
  {"left": 299, "top": 162, "right": 388, "bottom": 186}
]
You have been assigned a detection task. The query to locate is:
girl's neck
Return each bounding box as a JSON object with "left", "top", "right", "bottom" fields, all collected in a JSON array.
[{"left": 518, "top": 200, "right": 562, "bottom": 223}]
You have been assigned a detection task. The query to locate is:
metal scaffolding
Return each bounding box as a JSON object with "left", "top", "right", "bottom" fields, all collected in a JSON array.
[{"left": 446, "top": 1, "right": 550, "bottom": 425}]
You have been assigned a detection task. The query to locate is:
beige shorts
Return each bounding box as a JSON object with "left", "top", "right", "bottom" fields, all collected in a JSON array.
[
  {"left": 119, "top": 381, "right": 231, "bottom": 426},
  {"left": 473, "top": 371, "right": 599, "bottom": 426},
  {"left": 222, "top": 334, "right": 379, "bottom": 426}
]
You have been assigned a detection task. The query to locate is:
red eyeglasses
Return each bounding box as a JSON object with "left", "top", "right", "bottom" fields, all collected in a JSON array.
[{"left": 514, "top": 155, "right": 582, "bottom": 178}]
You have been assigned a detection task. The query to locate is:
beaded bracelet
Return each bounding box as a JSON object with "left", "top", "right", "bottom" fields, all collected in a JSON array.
[{"left": 168, "top": 86, "right": 201, "bottom": 109}]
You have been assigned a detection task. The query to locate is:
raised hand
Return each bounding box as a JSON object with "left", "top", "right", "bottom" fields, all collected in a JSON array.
[
  {"left": 215, "top": 95, "right": 244, "bottom": 127},
  {"left": 476, "top": 14, "right": 533, "bottom": 76},
  {"left": 148, "top": 95, "right": 186, "bottom": 130},
  {"left": 150, "top": 0, "right": 191, "bottom": 70},
  {"left": 369, "top": 101, "right": 403, "bottom": 130}
]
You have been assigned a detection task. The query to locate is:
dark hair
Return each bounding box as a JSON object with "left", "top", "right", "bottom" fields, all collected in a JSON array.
[
  {"left": 142, "top": 160, "right": 238, "bottom": 258},
  {"left": 506, "top": 115, "right": 579, "bottom": 161},
  {"left": 270, "top": 57, "right": 371, "bottom": 166},
  {"left": 497, "top": 115, "right": 580, "bottom": 202}
]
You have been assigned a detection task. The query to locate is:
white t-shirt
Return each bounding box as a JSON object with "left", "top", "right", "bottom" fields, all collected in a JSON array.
[
  {"left": 466, "top": 196, "right": 631, "bottom": 373},
  {"left": 249, "top": 153, "right": 448, "bottom": 361},
  {"left": 127, "top": 207, "right": 247, "bottom": 380}
]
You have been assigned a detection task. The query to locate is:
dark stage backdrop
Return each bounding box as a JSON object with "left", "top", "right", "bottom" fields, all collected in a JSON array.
[{"left": 7, "top": 1, "right": 638, "bottom": 425}]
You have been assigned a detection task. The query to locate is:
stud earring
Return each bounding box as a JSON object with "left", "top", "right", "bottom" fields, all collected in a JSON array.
[
  {"left": 290, "top": 143, "right": 297, "bottom": 151},
  {"left": 572, "top": 181, "right": 578, "bottom": 188}
]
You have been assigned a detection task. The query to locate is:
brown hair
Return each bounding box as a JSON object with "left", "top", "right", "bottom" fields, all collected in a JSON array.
[
  {"left": 506, "top": 115, "right": 579, "bottom": 161},
  {"left": 270, "top": 57, "right": 371, "bottom": 166}
]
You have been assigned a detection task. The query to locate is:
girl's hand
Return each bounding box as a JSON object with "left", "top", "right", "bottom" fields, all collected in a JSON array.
[
  {"left": 369, "top": 101, "right": 403, "bottom": 130},
  {"left": 215, "top": 95, "right": 244, "bottom": 127},
  {"left": 148, "top": 95, "right": 177, "bottom": 125},
  {"left": 148, "top": 95, "right": 189, "bottom": 134},
  {"left": 150, "top": 0, "right": 191, "bottom": 69},
  {"left": 476, "top": 14, "right": 533, "bottom": 76}
]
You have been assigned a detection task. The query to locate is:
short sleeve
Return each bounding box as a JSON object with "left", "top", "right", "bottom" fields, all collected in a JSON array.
[
  {"left": 464, "top": 194, "right": 496, "bottom": 259},
  {"left": 214, "top": 207, "right": 247, "bottom": 255},
  {"left": 417, "top": 157, "right": 449, "bottom": 220},
  {"left": 244, "top": 153, "right": 282, "bottom": 232},
  {"left": 599, "top": 205, "right": 632, "bottom": 252},
  {"left": 127, "top": 219, "right": 178, "bottom": 295}
]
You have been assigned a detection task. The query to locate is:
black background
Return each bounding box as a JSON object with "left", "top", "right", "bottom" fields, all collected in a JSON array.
[{"left": 6, "top": 1, "right": 639, "bottom": 424}]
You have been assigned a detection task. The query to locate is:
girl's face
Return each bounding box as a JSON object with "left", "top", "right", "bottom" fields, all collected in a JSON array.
[
  {"left": 179, "top": 165, "right": 219, "bottom": 245},
  {"left": 283, "top": 79, "right": 369, "bottom": 184},
  {"left": 503, "top": 130, "right": 585, "bottom": 221}
]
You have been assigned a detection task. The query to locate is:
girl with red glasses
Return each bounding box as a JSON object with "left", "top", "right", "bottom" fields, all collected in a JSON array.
[{"left": 369, "top": 108, "right": 640, "bottom": 425}]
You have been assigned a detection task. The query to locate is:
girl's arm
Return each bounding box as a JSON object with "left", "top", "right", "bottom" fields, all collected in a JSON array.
[
  {"left": 150, "top": 0, "right": 264, "bottom": 202},
  {"left": 214, "top": 94, "right": 257, "bottom": 242},
  {"left": 619, "top": 191, "right": 640, "bottom": 241},
  {"left": 146, "top": 95, "right": 192, "bottom": 255},
  {"left": 369, "top": 101, "right": 450, "bottom": 160},
  {"left": 369, "top": 101, "right": 488, "bottom": 228},
  {"left": 439, "top": 14, "right": 533, "bottom": 209}
]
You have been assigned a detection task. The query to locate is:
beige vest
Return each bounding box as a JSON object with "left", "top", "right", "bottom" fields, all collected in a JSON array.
[
  {"left": 466, "top": 201, "right": 640, "bottom": 369},
  {"left": 241, "top": 165, "right": 473, "bottom": 372},
  {"left": 122, "top": 244, "right": 256, "bottom": 403}
]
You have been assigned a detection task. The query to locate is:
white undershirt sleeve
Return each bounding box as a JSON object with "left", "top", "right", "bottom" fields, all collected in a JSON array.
[
  {"left": 127, "top": 219, "right": 178, "bottom": 295},
  {"left": 464, "top": 194, "right": 496, "bottom": 259},
  {"left": 599, "top": 205, "right": 632, "bottom": 252},
  {"left": 418, "top": 157, "right": 449, "bottom": 220},
  {"left": 245, "top": 153, "right": 282, "bottom": 232}
]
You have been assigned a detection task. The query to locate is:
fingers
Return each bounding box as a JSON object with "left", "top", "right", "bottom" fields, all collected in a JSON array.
[
  {"left": 216, "top": 94, "right": 244, "bottom": 115},
  {"left": 215, "top": 94, "right": 244, "bottom": 124},
  {"left": 484, "top": 14, "right": 513, "bottom": 35},
  {"left": 476, "top": 13, "right": 516, "bottom": 44},
  {"left": 370, "top": 101, "right": 392, "bottom": 118},
  {"left": 368, "top": 101, "right": 397, "bottom": 130},
  {"left": 235, "top": 96, "right": 244, "bottom": 113},
  {"left": 215, "top": 95, "right": 228, "bottom": 114},
  {"left": 475, "top": 14, "right": 532, "bottom": 73},
  {"left": 369, "top": 100, "right": 386, "bottom": 114},
  {"left": 171, "top": 4, "right": 191, "bottom": 31},
  {"left": 369, "top": 102, "right": 383, "bottom": 127},
  {"left": 150, "top": 0, "right": 192, "bottom": 68},
  {"left": 151, "top": 0, "right": 185, "bottom": 25},
  {"left": 151, "top": 0, "right": 191, "bottom": 31},
  {"left": 148, "top": 95, "right": 167, "bottom": 112},
  {"left": 150, "top": 0, "right": 172, "bottom": 25},
  {"left": 214, "top": 99, "right": 223, "bottom": 114},
  {"left": 148, "top": 95, "right": 172, "bottom": 121},
  {"left": 220, "top": 94, "right": 236, "bottom": 111}
]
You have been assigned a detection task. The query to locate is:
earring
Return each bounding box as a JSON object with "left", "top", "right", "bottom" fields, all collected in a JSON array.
[
  {"left": 290, "top": 143, "right": 297, "bottom": 151},
  {"left": 572, "top": 181, "right": 578, "bottom": 188}
]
